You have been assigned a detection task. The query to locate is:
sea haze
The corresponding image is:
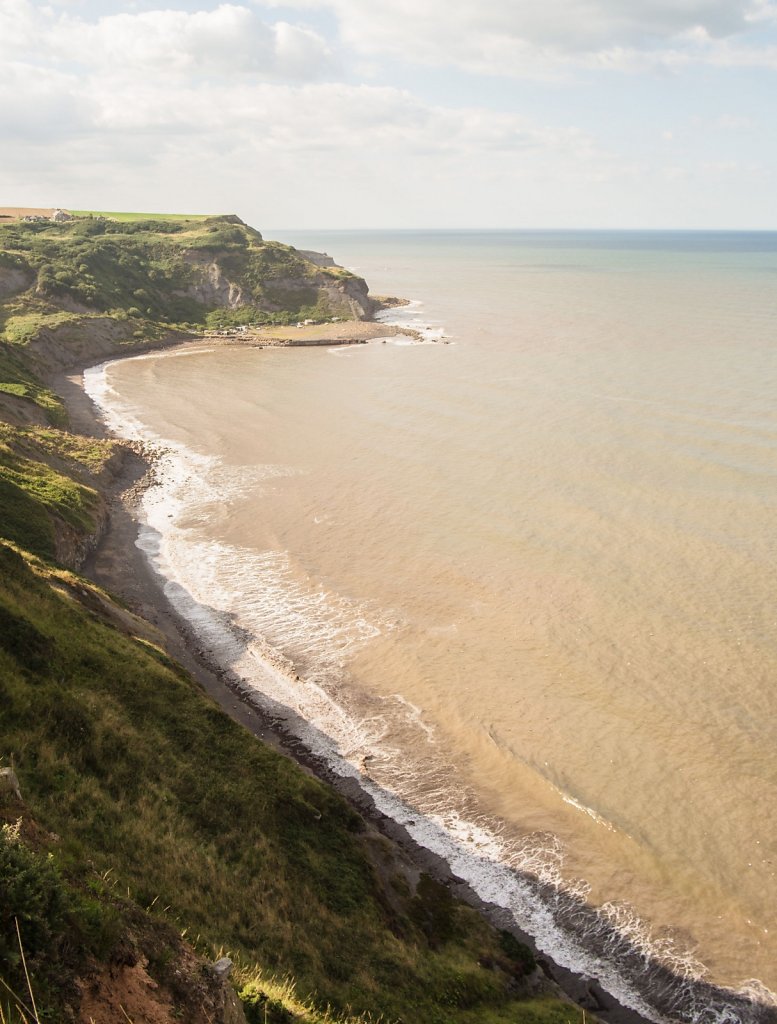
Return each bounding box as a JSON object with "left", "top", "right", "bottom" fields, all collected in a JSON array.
[{"left": 87, "top": 230, "right": 777, "bottom": 1022}]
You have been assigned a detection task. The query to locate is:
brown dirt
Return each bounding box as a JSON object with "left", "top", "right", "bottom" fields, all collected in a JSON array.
[
  {"left": 77, "top": 959, "right": 176, "bottom": 1024},
  {"left": 0, "top": 390, "right": 49, "bottom": 427},
  {"left": 0, "top": 207, "right": 58, "bottom": 220},
  {"left": 70, "top": 887, "right": 250, "bottom": 1024},
  {"left": 75, "top": 926, "right": 248, "bottom": 1024}
]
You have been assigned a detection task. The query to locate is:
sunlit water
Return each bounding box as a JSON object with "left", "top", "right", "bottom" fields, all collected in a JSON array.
[{"left": 86, "top": 231, "right": 777, "bottom": 1022}]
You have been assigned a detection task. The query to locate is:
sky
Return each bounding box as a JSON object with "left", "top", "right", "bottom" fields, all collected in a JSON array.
[{"left": 1, "top": 0, "right": 776, "bottom": 228}]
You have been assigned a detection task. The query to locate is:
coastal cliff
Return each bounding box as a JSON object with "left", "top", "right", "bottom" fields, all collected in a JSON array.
[
  {"left": 0, "top": 212, "right": 582, "bottom": 1024},
  {"left": 0, "top": 213, "right": 373, "bottom": 379}
]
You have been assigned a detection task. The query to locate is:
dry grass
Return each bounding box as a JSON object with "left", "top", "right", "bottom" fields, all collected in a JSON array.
[{"left": 0, "top": 918, "right": 41, "bottom": 1024}]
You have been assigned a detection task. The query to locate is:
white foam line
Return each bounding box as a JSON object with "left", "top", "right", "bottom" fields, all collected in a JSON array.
[
  {"left": 388, "top": 693, "right": 437, "bottom": 741},
  {"left": 560, "top": 792, "right": 617, "bottom": 832},
  {"left": 85, "top": 357, "right": 165, "bottom": 441},
  {"left": 376, "top": 299, "right": 450, "bottom": 344}
]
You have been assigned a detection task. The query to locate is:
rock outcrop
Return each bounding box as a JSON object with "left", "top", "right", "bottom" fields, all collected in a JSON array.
[
  {"left": 0, "top": 767, "right": 22, "bottom": 801},
  {"left": 176, "top": 259, "right": 244, "bottom": 308},
  {"left": 297, "top": 248, "right": 337, "bottom": 268},
  {"left": 0, "top": 264, "right": 34, "bottom": 299}
]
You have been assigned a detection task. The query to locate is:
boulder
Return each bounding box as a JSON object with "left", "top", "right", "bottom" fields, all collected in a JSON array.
[
  {"left": 209, "top": 957, "right": 233, "bottom": 980},
  {"left": 0, "top": 768, "right": 22, "bottom": 801}
]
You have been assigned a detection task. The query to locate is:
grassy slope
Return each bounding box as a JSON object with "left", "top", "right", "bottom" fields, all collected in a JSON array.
[
  {"left": 0, "top": 346, "right": 65, "bottom": 423},
  {"left": 0, "top": 215, "right": 578, "bottom": 1023},
  {"left": 0, "top": 421, "right": 113, "bottom": 563},
  {"left": 0, "top": 545, "right": 576, "bottom": 1024}
]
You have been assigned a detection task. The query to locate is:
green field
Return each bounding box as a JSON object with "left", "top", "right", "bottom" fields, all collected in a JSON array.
[{"left": 71, "top": 209, "right": 212, "bottom": 222}]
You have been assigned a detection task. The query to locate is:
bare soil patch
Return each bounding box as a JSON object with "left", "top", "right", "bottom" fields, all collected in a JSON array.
[{"left": 0, "top": 207, "right": 58, "bottom": 220}]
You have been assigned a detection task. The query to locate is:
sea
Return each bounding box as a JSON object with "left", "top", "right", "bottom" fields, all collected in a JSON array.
[{"left": 84, "top": 230, "right": 777, "bottom": 1023}]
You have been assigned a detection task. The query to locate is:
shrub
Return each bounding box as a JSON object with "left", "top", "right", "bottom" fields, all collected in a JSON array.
[
  {"left": 0, "top": 604, "right": 53, "bottom": 675},
  {"left": 410, "top": 874, "right": 460, "bottom": 948},
  {"left": 498, "top": 929, "right": 536, "bottom": 976},
  {"left": 0, "top": 821, "right": 69, "bottom": 976}
]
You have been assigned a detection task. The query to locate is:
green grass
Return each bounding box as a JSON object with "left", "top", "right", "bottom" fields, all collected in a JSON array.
[
  {"left": 0, "top": 347, "right": 66, "bottom": 424},
  {"left": 70, "top": 210, "right": 212, "bottom": 222},
  {"left": 11, "top": 425, "right": 116, "bottom": 473},
  {"left": 0, "top": 422, "right": 106, "bottom": 559},
  {"left": 0, "top": 544, "right": 575, "bottom": 1024},
  {"left": 0, "top": 456, "right": 98, "bottom": 558},
  {"left": 2, "top": 309, "right": 86, "bottom": 346}
]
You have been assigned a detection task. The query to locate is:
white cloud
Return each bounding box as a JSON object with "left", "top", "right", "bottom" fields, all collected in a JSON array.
[
  {"left": 1, "top": 0, "right": 774, "bottom": 226},
  {"left": 255, "top": 0, "right": 777, "bottom": 74},
  {"left": 0, "top": 1, "right": 335, "bottom": 79},
  {"left": 1, "top": 0, "right": 612, "bottom": 199},
  {"left": 0, "top": 60, "right": 96, "bottom": 141},
  {"left": 0, "top": 45, "right": 623, "bottom": 223}
]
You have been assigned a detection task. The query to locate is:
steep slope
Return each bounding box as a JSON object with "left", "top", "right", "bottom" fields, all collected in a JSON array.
[{"left": 0, "top": 544, "right": 575, "bottom": 1024}]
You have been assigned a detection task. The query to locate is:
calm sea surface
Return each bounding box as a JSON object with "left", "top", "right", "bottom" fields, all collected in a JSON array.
[{"left": 88, "top": 231, "right": 777, "bottom": 1021}]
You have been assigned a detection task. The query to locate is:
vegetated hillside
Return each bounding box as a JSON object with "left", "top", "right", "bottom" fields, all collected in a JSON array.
[
  {"left": 0, "top": 213, "right": 373, "bottom": 377},
  {"left": 0, "top": 214, "right": 580, "bottom": 1024},
  {"left": 0, "top": 545, "right": 576, "bottom": 1024}
]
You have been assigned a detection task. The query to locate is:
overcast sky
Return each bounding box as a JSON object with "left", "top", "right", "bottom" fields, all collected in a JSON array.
[{"left": 1, "top": 0, "right": 776, "bottom": 228}]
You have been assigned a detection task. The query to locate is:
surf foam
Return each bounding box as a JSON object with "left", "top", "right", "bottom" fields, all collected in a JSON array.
[{"left": 376, "top": 300, "right": 449, "bottom": 343}]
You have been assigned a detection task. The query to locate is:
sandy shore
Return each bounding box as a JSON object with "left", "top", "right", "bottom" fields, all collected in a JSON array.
[{"left": 58, "top": 332, "right": 649, "bottom": 1024}]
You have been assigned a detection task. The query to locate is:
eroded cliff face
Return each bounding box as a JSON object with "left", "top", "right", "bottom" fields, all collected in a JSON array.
[
  {"left": 176, "top": 257, "right": 245, "bottom": 308},
  {"left": 328, "top": 272, "right": 374, "bottom": 318},
  {"left": 24, "top": 317, "right": 191, "bottom": 373},
  {"left": 165, "top": 217, "right": 375, "bottom": 322},
  {"left": 174, "top": 245, "right": 374, "bottom": 321},
  {"left": 297, "top": 248, "right": 337, "bottom": 268},
  {"left": 53, "top": 506, "right": 107, "bottom": 568},
  {"left": 0, "top": 265, "right": 35, "bottom": 298}
]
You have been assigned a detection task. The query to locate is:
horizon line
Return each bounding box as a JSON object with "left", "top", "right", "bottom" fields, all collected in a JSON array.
[{"left": 264, "top": 225, "right": 777, "bottom": 233}]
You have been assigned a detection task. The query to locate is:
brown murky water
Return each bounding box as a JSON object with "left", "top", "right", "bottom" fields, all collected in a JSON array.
[{"left": 87, "top": 232, "right": 777, "bottom": 1021}]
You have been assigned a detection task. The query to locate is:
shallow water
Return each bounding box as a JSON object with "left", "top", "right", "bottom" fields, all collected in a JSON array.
[{"left": 86, "top": 231, "right": 777, "bottom": 1021}]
